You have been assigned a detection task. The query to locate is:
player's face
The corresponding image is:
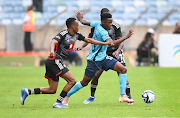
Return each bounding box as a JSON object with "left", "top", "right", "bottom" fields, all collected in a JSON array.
[
  {"left": 151, "top": 33, "right": 154, "bottom": 39},
  {"left": 102, "top": 18, "right": 112, "bottom": 30},
  {"left": 72, "top": 20, "right": 79, "bottom": 33}
]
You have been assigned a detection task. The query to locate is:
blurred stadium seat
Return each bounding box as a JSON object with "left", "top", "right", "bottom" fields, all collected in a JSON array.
[
  {"left": 12, "top": 18, "right": 23, "bottom": 25},
  {"left": 0, "top": 0, "right": 179, "bottom": 26},
  {"left": 134, "top": 0, "right": 146, "bottom": 7},
  {"left": 22, "top": 0, "right": 32, "bottom": 7},
  {"left": 1, "top": 19, "right": 12, "bottom": 25},
  {"left": 135, "top": 18, "right": 147, "bottom": 25}
]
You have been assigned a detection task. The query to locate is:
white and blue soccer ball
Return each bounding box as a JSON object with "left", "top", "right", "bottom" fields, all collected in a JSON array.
[{"left": 142, "top": 90, "right": 155, "bottom": 103}]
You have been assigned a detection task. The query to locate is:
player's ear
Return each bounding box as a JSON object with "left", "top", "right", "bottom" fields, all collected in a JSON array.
[{"left": 101, "top": 20, "right": 105, "bottom": 24}]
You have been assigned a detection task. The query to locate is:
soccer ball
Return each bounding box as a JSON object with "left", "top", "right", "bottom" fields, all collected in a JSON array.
[{"left": 142, "top": 90, "right": 155, "bottom": 103}]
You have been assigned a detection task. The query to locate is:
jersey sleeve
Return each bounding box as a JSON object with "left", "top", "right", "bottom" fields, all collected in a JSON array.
[
  {"left": 90, "top": 21, "right": 101, "bottom": 27},
  {"left": 52, "top": 33, "right": 63, "bottom": 43},
  {"left": 88, "top": 27, "right": 95, "bottom": 38},
  {"left": 101, "top": 30, "right": 111, "bottom": 41},
  {"left": 77, "top": 33, "right": 85, "bottom": 41}
]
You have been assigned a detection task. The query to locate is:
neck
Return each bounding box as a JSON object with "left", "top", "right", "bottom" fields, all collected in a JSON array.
[
  {"left": 68, "top": 28, "right": 75, "bottom": 35},
  {"left": 101, "top": 24, "right": 108, "bottom": 30}
]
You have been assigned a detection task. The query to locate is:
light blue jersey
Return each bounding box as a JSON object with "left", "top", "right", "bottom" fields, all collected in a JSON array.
[{"left": 86, "top": 21, "right": 111, "bottom": 61}]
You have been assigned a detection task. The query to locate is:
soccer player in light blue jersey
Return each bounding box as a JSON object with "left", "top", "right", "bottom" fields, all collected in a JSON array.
[
  {"left": 62, "top": 11, "right": 134, "bottom": 106},
  {"left": 73, "top": 8, "right": 134, "bottom": 105}
]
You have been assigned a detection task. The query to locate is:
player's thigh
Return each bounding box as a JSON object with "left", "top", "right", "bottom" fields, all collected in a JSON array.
[
  {"left": 81, "top": 74, "right": 92, "bottom": 86},
  {"left": 113, "top": 61, "right": 127, "bottom": 74},
  {"left": 61, "top": 71, "right": 76, "bottom": 83},
  {"left": 94, "top": 69, "right": 104, "bottom": 79},
  {"left": 101, "top": 56, "right": 117, "bottom": 71},
  {"left": 85, "top": 60, "right": 98, "bottom": 79}
]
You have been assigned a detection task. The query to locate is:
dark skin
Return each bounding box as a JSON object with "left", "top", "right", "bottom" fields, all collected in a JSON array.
[
  {"left": 75, "top": 11, "right": 133, "bottom": 95},
  {"left": 41, "top": 20, "right": 114, "bottom": 94}
]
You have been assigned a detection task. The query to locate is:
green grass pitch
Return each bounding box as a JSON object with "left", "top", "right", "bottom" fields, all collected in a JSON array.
[{"left": 0, "top": 56, "right": 180, "bottom": 117}]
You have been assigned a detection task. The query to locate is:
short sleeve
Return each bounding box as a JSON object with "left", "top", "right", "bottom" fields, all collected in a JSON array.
[
  {"left": 90, "top": 21, "right": 101, "bottom": 27},
  {"left": 101, "top": 30, "right": 111, "bottom": 41},
  {"left": 88, "top": 27, "right": 95, "bottom": 38},
  {"left": 52, "top": 33, "right": 62, "bottom": 43},
  {"left": 77, "top": 33, "right": 85, "bottom": 41}
]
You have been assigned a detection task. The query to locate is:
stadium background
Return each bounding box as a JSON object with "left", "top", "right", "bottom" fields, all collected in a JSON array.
[
  {"left": 0, "top": 1, "right": 180, "bottom": 117},
  {"left": 0, "top": 0, "right": 179, "bottom": 55}
]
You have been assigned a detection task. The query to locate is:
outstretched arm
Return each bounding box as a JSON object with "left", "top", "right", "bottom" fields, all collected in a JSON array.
[
  {"left": 74, "top": 35, "right": 93, "bottom": 51},
  {"left": 74, "top": 42, "right": 89, "bottom": 51},
  {"left": 84, "top": 38, "right": 114, "bottom": 46},
  {"left": 76, "top": 10, "right": 90, "bottom": 26},
  {"left": 111, "top": 28, "right": 134, "bottom": 46},
  {"left": 112, "top": 41, "right": 124, "bottom": 59}
]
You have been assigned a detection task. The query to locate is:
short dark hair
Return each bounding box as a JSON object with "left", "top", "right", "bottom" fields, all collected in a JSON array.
[
  {"left": 101, "top": 13, "right": 112, "bottom": 21},
  {"left": 101, "top": 8, "right": 110, "bottom": 15},
  {"left": 66, "top": 17, "right": 76, "bottom": 28}
]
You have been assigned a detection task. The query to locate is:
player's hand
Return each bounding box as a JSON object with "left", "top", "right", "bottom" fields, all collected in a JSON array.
[
  {"left": 104, "top": 41, "right": 114, "bottom": 46},
  {"left": 50, "top": 52, "right": 55, "bottom": 58},
  {"left": 74, "top": 47, "right": 82, "bottom": 51},
  {"left": 112, "top": 50, "right": 120, "bottom": 59},
  {"left": 76, "top": 11, "right": 83, "bottom": 21},
  {"left": 126, "top": 28, "right": 134, "bottom": 39}
]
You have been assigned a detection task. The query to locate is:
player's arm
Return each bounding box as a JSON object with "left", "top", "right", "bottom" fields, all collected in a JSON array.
[
  {"left": 49, "top": 39, "right": 58, "bottom": 57},
  {"left": 76, "top": 10, "right": 90, "bottom": 26},
  {"left": 74, "top": 41, "right": 89, "bottom": 51},
  {"left": 84, "top": 38, "right": 113, "bottom": 46},
  {"left": 109, "top": 28, "right": 134, "bottom": 46},
  {"left": 75, "top": 29, "right": 93, "bottom": 51},
  {"left": 113, "top": 38, "right": 124, "bottom": 59},
  {"left": 112, "top": 25, "right": 123, "bottom": 58}
]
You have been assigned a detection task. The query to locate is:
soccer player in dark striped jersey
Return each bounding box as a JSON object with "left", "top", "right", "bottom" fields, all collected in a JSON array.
[
  {"left": 63, "top": 8, "right": 134, "bottom": 106},
  {"left": 20, "top": 17, "right": 113, "bottom": 108}
]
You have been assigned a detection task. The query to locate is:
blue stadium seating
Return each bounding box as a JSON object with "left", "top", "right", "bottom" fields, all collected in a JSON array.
[
  {"left": 145, "top": 0, "right": 157, "bottom": 7},
  {"left": 122, "top": 0, "right": 135, "bottom": 7},
  {"left": 0, "top": 13, "right": 9, "bottom": 19},
  {"left": 0, "top": 0, "right": 179, "bottom": 25},
  {"left": 35, "top": 19, "right": 46, "bottom": 25},
  {"left": 14, "top": 6, "right": 24, "bottom": 12},
  {"left": 46, "top": 5, "right": 57, "bottom": 13},
  {"left": 9, "top": 13, "right": 21, "bottom": 19},
  {"left": 12, "top": 18, "right": 23, "bottom": 25},
  {"left": 11, "top": 0, "right": 22, "bottom": 6},
  {"left": 0, "top": 0, "right": 12, "bottom": 6},
  {"left": 135, "top": 19, "right": 147, "bottom": 25},
  {"left": 3, "top": 6, "right": 13, "bottom": 12}
]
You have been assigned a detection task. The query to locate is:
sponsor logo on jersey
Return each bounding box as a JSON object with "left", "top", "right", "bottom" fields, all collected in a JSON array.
[
  {"left": 69, "top": 43, "right": 73, "bottom": 49},
  {"left": 56, "top": 36, "right": 60, "bottom": 39},
  {"left": 105, "top": 35, "right": 109, "bottom": 38}
]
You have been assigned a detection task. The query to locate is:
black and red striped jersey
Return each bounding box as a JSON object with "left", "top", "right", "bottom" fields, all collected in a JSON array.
[{"left": 49, "top": 29, "right": 85, "bottom": 60}]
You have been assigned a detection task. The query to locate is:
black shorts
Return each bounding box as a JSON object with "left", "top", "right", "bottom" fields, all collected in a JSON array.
[
  {"left": 107, "top": 50, "right": 126, "bottom": 67},
  {"left": 44, "top": 59, "right": 69, "bottom": 82}
]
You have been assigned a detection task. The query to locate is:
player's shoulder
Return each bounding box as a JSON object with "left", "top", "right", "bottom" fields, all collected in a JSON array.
[
  {"left": 98, "top": 26, "right": 108, "bottom": 35},
  {"left": 112, "top": 21, "right": 121, "bottom": 29},
  {"left": 91, "top": 21, "right": 101, "bottom": 26},
  {"left": 59, "top": 29, "right": 68, "bottom": 36},
  {"left": 76, "top": 31, "right": 82, "bottom": 35},
  {"left": 93, "top": 21, "right": 101, "bottom": 24}
]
